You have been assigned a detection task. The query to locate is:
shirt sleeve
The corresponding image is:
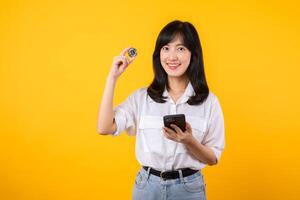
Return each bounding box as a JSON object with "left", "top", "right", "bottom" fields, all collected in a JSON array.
[
  {"left": 112, "top": 90, "right": 138, "bottom": 136},
  {"left": 202, "top": 96, "right": 225, "bottom": 163}
]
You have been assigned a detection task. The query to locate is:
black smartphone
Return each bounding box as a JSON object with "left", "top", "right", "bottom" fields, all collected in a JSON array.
[{"left": 163, "top": 114, "right": 186, "bottom": 132}]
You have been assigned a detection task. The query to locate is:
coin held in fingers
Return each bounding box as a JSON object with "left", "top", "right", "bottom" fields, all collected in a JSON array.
[{"left": 127, "top": 48, "right": 137, "bottom": 58}]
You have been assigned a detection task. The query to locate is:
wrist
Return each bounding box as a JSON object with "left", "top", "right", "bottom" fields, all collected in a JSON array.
[
  {"left": 106, "top": 74, "right": 117, "bottom": 83},
  {"left": 183, "top": 135, "right": 196, "bottom": 146}
]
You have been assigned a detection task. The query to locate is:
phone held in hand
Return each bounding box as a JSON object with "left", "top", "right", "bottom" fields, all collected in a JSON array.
[{"left": 163, "top": 114, "right": 186, "bottom": 132}]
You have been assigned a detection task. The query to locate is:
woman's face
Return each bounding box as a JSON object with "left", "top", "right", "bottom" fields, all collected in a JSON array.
[{"left": 160, "top": 36, "right": 191, "bottom": 78}]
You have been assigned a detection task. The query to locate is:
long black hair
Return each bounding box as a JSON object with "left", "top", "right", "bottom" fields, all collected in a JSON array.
[{"left": 147, "top": 20, "right": 209, "bottom": 105}]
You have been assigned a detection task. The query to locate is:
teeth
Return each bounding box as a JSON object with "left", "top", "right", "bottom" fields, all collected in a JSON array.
[{"left": 168, "top": 64, "right": 180, "bottom": 67}]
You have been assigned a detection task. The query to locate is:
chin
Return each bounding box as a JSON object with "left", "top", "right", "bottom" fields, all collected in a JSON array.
[{"left": 166, "top": 72, "right": 186, "bottom": 78}]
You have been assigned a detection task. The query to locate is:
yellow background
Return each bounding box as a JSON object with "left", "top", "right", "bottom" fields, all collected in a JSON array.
[{"left": 1, "top": 0, "right": 300, "bottom": 199}]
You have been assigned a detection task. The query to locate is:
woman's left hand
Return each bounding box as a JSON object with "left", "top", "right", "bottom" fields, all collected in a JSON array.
[{"left": 163, "top": 122, "right": 195, "bottom": 145}]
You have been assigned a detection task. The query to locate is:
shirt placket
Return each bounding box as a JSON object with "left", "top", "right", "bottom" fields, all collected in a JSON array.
[{"left": 164, "top": 101, "right": 179, "bottom": 170}]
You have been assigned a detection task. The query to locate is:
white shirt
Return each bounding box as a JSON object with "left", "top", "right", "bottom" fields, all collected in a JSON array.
[{"left": 112, "top": 82, "right": 225, "bottom": 171}]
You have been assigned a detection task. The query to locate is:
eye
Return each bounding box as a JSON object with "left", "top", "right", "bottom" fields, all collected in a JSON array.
[
  {"left": 162, "top": 46, "right": 169, "bottom": 51},
  {"left": 178, "top": 47, "right": 186, "bottom": 51}
]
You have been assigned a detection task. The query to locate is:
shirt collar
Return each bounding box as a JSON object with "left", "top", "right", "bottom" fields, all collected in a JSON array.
[{"left": 148, "top": 81, "right": 195, "bottom": 105}]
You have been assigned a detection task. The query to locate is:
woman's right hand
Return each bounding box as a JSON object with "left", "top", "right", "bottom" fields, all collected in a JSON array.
[{"left": 108, "top": 47, "right": 137, "bottom": 80}]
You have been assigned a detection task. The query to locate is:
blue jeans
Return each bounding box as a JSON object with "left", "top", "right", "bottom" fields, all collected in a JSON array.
[{"left": 132, "top": 167, "right": 206, "bottom": 200}]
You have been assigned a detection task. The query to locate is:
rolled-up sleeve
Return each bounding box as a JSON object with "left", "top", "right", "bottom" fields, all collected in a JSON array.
[
  {"left": 112, "top": 91, "right": 138, "bottom": 136},
  {"left": 202, "top": 96, "right": 225, "bottom": 163}
]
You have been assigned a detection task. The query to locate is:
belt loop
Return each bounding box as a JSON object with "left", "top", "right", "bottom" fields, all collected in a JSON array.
[
  {"left": 178, "top": 169, "right": 185, "bottom": 183},
  {"left": 146, "top": 167, "right": 151, "bottom": 180}
]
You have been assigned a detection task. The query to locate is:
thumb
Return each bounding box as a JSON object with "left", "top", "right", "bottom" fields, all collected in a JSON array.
[{"left": 186, "top": 122, "right": 192, "bottom": 132}]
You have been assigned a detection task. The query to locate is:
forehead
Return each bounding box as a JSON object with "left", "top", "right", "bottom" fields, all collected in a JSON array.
[{"left": 166, "top": 35, "right": 184, "bottom": 46}]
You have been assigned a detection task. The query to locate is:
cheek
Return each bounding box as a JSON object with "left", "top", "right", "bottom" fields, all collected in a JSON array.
[
  {"left": 182, "top": 55, "right": 191, "bottom": 66},
  {"left": 160, "top": 57, "right": 168, "bottom": 70},
  {"left": 160, "top": 54, "right": 167, "bottom": 63}
]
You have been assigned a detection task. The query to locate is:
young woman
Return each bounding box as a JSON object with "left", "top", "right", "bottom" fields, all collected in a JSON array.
[{"left": 97, "top": 20, "right": 225, "bottom": 200}]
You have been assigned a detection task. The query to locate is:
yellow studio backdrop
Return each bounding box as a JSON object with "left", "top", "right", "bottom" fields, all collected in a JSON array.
[{"left": 0, "top": 0, "right": 299, "bottom": 199}]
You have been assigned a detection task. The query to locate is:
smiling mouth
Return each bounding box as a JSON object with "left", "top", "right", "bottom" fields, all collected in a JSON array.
[{"left": 167, "top": 63, "right": 181, "bottom": 70}]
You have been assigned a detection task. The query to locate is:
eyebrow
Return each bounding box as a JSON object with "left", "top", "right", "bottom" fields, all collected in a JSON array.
[{"left": 165, "top": 43, "right": 185, "bottom": 46}]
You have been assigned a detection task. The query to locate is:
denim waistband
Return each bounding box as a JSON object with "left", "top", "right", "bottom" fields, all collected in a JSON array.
[{"left": 139, "top": 167, "right": 202, "bottom": 184}]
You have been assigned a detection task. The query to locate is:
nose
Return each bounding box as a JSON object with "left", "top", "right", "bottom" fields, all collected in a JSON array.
[{"left": 167, "top": 50, "right": 178, "bottom": 61}]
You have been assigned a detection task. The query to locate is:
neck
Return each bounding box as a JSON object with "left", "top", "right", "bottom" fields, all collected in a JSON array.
[{"left": 167, "top": 76, "right": 189, "bottom": 94}]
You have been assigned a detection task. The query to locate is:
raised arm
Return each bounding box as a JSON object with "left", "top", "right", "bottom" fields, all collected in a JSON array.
[{"left": 97, "top": 47, "right": 136, "bottom": 135}]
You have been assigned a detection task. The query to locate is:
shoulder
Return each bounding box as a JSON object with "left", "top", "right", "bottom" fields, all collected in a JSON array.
[
  {"left": 129, "top": 87, "right": 147, "bottom": 96},
  {"left": 127, "top": 87, "right": 148, "bottom": 101},
  {"left": 205, "top": 91, "right": 221, "bottom": 106},
  {"left": 206, "top": 91, "right": 217, "bottom": 102}
]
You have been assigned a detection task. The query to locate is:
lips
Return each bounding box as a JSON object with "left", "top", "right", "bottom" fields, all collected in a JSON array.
[{"left": 167, "top": 63, "right": 180, "bottom": 70}]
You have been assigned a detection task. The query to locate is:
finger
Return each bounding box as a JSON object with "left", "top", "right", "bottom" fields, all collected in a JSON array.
[
  {"left": 122, "top": 55, "right": 129, "bottom": 63},
  {"left": 186, "top": 122, "right": 192, "bottom": 132},
  {"left": 170, "top": 124, "right": 183, "bottom": 134},
  {"left": 119, "top": 56, "right": 129, "bottom": 67},
  {"left": 113, "top": 55, "right": 124, "bottom": 63},
  {"left": 164, "top": 126, "right": 177, "bottom": 134},
  {"left": 163, "top": 128, "right": 176, "bottom": 141},
  {"left": 127, "top": 55, "right": 136, "bottom": 64},
  {"left": 120, "top": 46, "right": 132, "bottom": 56}
]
